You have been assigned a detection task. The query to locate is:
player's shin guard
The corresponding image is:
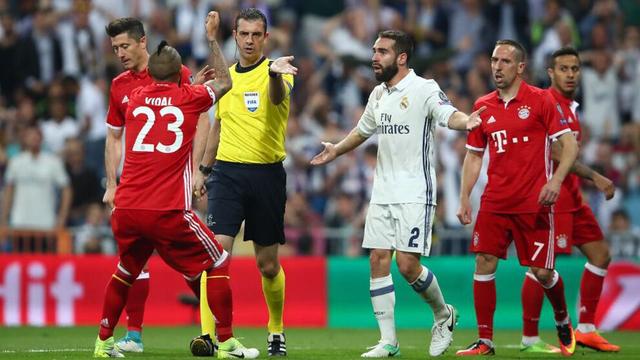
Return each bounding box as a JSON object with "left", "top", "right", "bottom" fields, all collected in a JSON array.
[
  {"left": 473, "top": 273, "right": 496, "bottom": 341},
  {"left": 262, "top": 267, "right": 285, "bottom": 334},
  {"left": 579, "top": 263, "right": 606, "bottom": 326},
  {"left": 410, "top": 265, "right": 448, "bottom": 322},
  {"left": 99, "top": 267, "right": 137, "bottom": 341},
  {"left": 522, "top": 272, "right": 544, "bottom": 337},
  {"left": 207, "top": 258, "right": 233, "bottom": 342},
  {"left": 541, "top": 270, "right": 569, "bottom": 324},
  {"left": 370, "top": 274, "right": 397, "bottom": 346},
  {"left": 125, "top": 270, "right": 149, "bottom": 333}
]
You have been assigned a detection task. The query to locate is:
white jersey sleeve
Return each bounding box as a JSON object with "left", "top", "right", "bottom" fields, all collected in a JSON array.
[
  {"left": 422, "top": 81, "right": 457, "bottom": 127},
  {"left": 357, "top": 87, "right": 381, "bottom": 138}
]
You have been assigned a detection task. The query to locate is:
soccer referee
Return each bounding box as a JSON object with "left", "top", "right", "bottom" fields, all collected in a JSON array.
[{"left": 193, "top": 8, "right": 296, "bottom": 357}]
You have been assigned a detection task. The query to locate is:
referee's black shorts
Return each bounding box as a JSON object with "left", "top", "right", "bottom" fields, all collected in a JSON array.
[{"left": 206, "top": 160, "right": 286, "bottom": 246}]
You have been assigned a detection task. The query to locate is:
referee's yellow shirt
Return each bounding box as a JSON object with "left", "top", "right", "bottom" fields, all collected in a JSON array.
[{"left": 215, "top": 57, "right": 294, "bottom": 164}]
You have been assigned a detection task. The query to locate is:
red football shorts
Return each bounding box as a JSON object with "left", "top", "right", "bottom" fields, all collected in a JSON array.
[
  {"left": 553, "top": 204, "right": 604, "bottom": 254},
  {"left": 111, "top": 208, "right": 225, "bottom": 278},
  {"left": 471, "top": 211, "right": 557, "bottom": 269}
]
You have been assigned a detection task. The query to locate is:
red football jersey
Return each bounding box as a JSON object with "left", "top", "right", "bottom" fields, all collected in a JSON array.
[
  {"left": 106, "top": 65, "right": 192, "bottom": 129},
  {"left": 547, "top": 87, "right": 583, "bottom": 213},
  {"left": 115, "top": 82, "right": 216, "bottom": 210},
  {"left": 467, "top": 81, "right": 571, "bottom": 213}
]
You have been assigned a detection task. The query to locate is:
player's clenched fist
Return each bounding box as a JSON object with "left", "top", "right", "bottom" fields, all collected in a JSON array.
[{"left": 205, "top": 11, "right": 219, "bottom": 40}]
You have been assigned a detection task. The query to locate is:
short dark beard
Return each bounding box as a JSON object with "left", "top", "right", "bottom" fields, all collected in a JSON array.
[{"left": 375, "top": 61, "right": 399, "bottom": 82}]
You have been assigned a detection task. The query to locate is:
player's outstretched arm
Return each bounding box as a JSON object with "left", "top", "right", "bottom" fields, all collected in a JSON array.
[
  {"left": 457, "top": 150, "right": 483, "bottom": 225},
  {"left": 268, "top": 56, "right": 297, "bottom": 105},
  {"left": 539, "top": 132, "right": 578, "bottom": 205},
  {"left": 310, "top": 127, "right": 367, "bottom": 166},
  {"left": 203, "top": 11, "right": 232, "bottom": 101},
  {"left": 447, "top": 106, "right": 486, "bottom": 131},
  {"left": 103, "top": 127, "right": 123, "bottom": 208},
  {"left": 550, "top": 141, "right": 615, "bottom": 200}
]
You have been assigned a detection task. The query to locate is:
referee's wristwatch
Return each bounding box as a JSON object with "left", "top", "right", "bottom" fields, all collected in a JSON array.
[{"left": 199, "top": 164, "right": 213, "bottom": 176}]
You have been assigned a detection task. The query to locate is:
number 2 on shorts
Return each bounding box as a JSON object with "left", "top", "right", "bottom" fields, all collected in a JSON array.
[{"left": 408, "top": 227, "right": 419, "bottom": 248}]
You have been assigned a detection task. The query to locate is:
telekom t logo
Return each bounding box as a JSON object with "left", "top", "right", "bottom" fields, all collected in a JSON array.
[{"left": 491, "top": 130, "right": 508, "bottom": 153}]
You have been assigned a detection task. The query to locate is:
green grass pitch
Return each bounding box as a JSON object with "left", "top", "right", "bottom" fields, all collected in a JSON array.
[{"left": 0, "top": 326, "right": 638, "bottom": 359}]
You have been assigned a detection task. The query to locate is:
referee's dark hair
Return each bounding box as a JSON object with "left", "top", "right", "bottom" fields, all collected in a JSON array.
[
  {"left": 378, "top": 30, "right": 414, "bottom": 62},
  {"left": 495, "top": 39, "right": 527, "bottom": 63},
  {"left": 105, "top": 17, "right": 145, "bottom": 41},
  {"left": 548, "top": 47, "right": 581, "bottom": 68},
  {"left": 235, "top": 8, "right": 268, "bottom": 32}
]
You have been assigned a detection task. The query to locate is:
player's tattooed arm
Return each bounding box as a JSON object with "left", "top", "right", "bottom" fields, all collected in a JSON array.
[{"left": 203, "top": 11, "right": 231, "bottom": 100}]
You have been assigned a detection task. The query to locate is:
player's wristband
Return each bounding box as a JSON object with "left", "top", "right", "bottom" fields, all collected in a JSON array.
[
  {"left": 268, "top": 67, "right": 280, "bottom": 78},
  {"left": 199, "top": 164, "right": 213, "bottom": 175}
]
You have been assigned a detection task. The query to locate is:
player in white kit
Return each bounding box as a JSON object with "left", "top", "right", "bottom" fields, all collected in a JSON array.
[{"left": 311, "top": 30, "right": 484, "bottom": 357}]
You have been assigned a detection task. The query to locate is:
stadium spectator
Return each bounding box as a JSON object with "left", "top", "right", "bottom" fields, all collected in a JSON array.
[
  {"left": 1, "top": 125, "right": 71, "bottom": 231},
  {"left": 40, "top": 96, "right": 80, "bottom": 154},
  {"left": 63, "top": 138, "right": 101, "bottom": 226},
  {"left": 607, "top": 209, "right": 640, "bottom": 259}
]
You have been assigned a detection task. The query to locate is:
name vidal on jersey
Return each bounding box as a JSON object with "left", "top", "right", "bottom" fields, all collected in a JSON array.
[
  {"left": 377, "top": 113, "right": 409, "bottom": 135},
  {"left": 145, "top": 97, "right": 173, "bottom": 106}
]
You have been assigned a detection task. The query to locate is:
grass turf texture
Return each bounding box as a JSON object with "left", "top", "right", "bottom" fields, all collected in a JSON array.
[{"left": 0, "top": 326, "right": 637, "bottom": 359}]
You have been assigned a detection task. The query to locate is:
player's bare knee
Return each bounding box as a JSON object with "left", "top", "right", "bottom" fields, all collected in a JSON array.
[
  {"left": 583, "top": 243, "right": 611, "bottom": 269},
  {"left": 394, "top": 253, "right": 421, "bottom": 281},
  {"left": 257, "top": 259, "right": 280, "bottom": 278},
  {"left": 475, "top": 253, "right": 498, "bottom": 274},
  {"left": 530, "top": 267, "right": 552, "bottom": 284}
]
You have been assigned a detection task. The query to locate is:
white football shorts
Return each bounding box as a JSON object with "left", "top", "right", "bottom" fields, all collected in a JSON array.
[{"left": 363, "top": 203, "right": 435, "bottom": 256}]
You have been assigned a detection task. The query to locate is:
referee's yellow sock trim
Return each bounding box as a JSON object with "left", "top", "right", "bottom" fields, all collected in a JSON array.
[{"left": 262, "top": 267, "right": 285, "bottom": 334}]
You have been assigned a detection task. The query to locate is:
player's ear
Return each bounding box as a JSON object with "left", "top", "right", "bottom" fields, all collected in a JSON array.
[
  {"left": 139, "top": 35, "right": 147, "bottom": 48},
  {"left": 397, "top": 52, "right": 407, "bottom": 67},
  {"left": 547, "top": 67, "right": 554, "bottom": 81},
  {"left": 264, "top": 31, "right": 270, "bottom": 40}
]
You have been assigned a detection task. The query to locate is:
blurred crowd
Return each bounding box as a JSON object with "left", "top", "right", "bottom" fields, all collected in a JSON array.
[{"left": 0, "top": 0, "right": 639, "bottom": 258}]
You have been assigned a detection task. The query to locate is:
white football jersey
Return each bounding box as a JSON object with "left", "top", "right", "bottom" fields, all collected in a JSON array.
[{"left": 357, "top": 70, "right": 457, "bottom": 205}]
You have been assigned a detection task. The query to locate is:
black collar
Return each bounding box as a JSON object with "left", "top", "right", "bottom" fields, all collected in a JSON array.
[{"left": 235, "top": 56, "right": 266, "bottom": 73}]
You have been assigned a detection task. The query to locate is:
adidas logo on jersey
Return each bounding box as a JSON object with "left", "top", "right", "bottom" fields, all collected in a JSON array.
[
  {"left": 487, "top": 116, "right": 496, "bottom": 124},
  {"left": 122, "top": 95, "right": 129, "bottom": 104}
]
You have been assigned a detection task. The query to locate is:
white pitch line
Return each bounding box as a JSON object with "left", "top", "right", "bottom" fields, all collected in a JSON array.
[{"left": 1, "top": 348, "right": 91, "bottom": 353}]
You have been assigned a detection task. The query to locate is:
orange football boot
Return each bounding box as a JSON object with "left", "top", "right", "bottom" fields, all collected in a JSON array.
[
  {"left": 575, "top": 330, "right": 620, "bottom": 352},
  {"left": 556, "top": 323, "right": 576, "bottom": 356},
  {"left": 456, "top": 340, "right": 495, "bottom": 356}
]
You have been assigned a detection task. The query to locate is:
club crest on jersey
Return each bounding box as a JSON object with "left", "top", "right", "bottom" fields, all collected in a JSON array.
[
  {"left": 244, "top": 92, "right": 259, "bottom": 112},
  {"left": 400, "top": 96, "right": 409, "bottom": 110},
  {"left": 556, "top": 233, "right": 568, "bottom": 249},
  {"left": 517, "top": 105, "right": 531, "bottom": 119}
]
